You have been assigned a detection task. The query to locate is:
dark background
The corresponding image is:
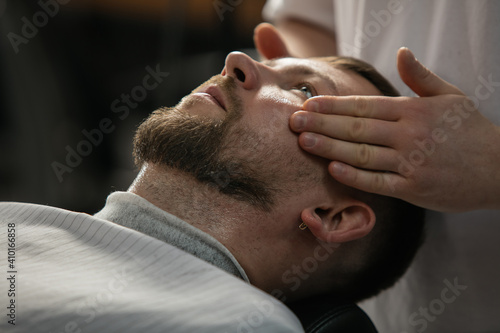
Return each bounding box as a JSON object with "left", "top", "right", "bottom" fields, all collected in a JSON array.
[{"left": 0, "top": 0, "right": 266, "bottom": 213}]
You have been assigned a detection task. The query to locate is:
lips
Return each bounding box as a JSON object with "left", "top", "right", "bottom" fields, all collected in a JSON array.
[{"left": 199, "top": 86, "right": 227, "bottom": 111}]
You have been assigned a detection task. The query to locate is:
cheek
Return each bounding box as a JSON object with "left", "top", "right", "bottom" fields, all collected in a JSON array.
[
  {"left": 245, "top": 90, "right": 303, "bottom": 137},
  {"left": 259, "top": 89, "right": 303, "bottom": 113},
  {"left": 230, "top": 111, "right": 294, "bottom": 169},
  {"left": 231, "top": 89, "right": 307, "bottom": 168},
  {"left": 241, "top": 105, "right": 294, "bottom": 153}
]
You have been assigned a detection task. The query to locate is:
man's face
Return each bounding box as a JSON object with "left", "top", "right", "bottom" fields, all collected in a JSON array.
[{"left": 133, "top": 52, "right": 381, "bottom": 210}]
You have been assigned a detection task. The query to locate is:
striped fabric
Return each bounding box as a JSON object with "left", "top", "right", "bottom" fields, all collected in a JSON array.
[{"left": 0, "top": 202, "right": 304, "bottom": 332}]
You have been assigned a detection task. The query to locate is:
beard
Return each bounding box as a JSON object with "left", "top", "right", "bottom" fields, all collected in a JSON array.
[{"left": 133, "top": 75, "right": 277, "bottom": 211}]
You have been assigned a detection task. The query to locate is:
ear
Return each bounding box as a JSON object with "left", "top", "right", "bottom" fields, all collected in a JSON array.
[
  {"left": 253, "top": 22, "right": 291, "bottom": 60},
  {"left": 300, "top": 200, "right": 376, "bottom": 243}
]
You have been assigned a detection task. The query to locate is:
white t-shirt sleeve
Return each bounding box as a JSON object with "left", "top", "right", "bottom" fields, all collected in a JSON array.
[{"left": 262, "top": 0, "right": 336, "bottom": 34}]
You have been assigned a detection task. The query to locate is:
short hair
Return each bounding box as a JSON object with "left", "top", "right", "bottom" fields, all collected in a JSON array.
[{"left": 314, "top": 56, "right": 425, "bottom": 303}]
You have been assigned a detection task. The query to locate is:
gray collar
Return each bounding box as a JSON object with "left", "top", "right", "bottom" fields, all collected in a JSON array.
[{"left": 94, "top": 191, "right": 249, "bottom": 281}]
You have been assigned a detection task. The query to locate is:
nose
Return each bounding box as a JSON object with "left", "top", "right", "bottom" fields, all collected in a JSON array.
[{"left": 221, "top": 52, "right": 260, "bottom": 90}]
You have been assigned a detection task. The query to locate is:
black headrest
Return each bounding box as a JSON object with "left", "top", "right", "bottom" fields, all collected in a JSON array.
[{"left": 288, "top": 296, "right": 378, "bottom": 333}]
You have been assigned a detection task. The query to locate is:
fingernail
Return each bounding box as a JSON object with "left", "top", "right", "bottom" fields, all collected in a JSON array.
[
  {"left": 292, "top": 113, "right": 306, "bottom": 130},
  {"left": 401, "top": 46, "right": 417, "bottom": 63},
  {"left": 304, "top": 100, "right": 319, "bottom": 112},
  {"left": 302, "top": 133, "right": 317, "bottom": 148},
  {"left": 331, "top": 162, "right": 345, "bottom": 175}
]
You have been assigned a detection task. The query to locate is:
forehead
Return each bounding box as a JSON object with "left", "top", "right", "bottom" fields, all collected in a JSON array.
[{"left": 263, "top": 57, "right": 382, "bottom": 96}]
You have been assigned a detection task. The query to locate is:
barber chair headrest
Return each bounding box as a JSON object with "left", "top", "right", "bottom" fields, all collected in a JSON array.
[{"left": 288, "top": 295, "right": 378, "bottom": 333}]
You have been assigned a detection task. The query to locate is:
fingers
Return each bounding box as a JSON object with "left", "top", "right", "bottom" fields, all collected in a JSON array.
[
  {"left": 297, "top": 132, "right": 399, "bottom": 172},
  {"left": 253, "top": 23, "right": 290, "bottom": 60},
  {"left": 328, "top": 162, "right": 405, "bottom": 197},
  {"left": 303, "top": 95, "right": 403, "bottom": 121},
  {"left": 397, "top": 47, "right": 464, "bottom": 97},
  {"left": 291, "top": 111, "right": 397, "bottom": 147}
]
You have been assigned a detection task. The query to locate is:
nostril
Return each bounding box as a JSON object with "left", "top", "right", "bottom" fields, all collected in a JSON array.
[{"left": 234, "top": 68, "right": 246, "bottom": 82}]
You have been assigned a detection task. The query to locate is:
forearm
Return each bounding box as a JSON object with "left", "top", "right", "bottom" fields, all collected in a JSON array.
[
  {"left": 484, "top": 124, "right": 500, "bottom": 210},
  {"left": 275, "top": 19, "right": 337, "bottom": 58}
]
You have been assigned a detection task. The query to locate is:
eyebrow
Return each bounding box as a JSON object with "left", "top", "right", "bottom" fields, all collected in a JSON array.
[{"left": 262, "top": 59, "right": 339, "bottom": 95}]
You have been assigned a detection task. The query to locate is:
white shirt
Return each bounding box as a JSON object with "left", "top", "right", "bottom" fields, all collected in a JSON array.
[
  {"left": 263, "top": 1, "right": 500, "bottom": 332},
  {"left": 0, "top": 193, "right": 304, "bottom": 332}
]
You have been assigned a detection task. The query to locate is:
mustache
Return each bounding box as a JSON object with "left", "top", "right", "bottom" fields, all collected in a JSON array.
[{"left": 202, "top": 74, "right": 236, "bottom": 94}]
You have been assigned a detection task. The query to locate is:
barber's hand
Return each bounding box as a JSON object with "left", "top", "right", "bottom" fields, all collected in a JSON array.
[
  {"left": 254, "top": 22, "right": 291, "bottom": 59},
  {"left": 290, "top": 47, "right": 500, "bottom": 212},
  {"left": 254, "top": 21, "right": 337, "bottom": 59}
]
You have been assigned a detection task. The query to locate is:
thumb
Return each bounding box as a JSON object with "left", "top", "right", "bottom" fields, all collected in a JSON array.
[
  {"left": 254, "top": 23, "right": 291, "bottom": 60},
  {"left": 397, "top": 47, "right": 463, "bottom": 97}
]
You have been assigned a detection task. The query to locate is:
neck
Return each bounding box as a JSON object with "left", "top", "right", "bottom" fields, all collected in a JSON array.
[
  {"left": 129, "top": 163, "right": 260, "bottom": 234},
  {"left": 128, "top": 163, "right": 299, "bottom": 292}
]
